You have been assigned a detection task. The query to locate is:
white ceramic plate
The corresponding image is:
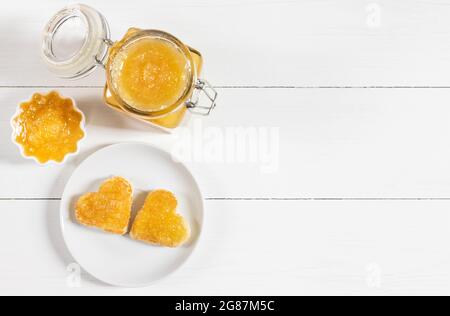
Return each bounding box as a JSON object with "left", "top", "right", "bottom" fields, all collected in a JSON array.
[{"left": 60, "top": 143, "right": 204, "bottom": 287}]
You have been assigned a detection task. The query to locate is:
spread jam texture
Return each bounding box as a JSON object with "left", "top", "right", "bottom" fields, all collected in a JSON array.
[
  {"left": 131, "top": 190, "right": 190, "bottom": 248},
  {"left": 12, "top": 92, "right": 85, "bottom": 164},
  {"left": 75, "top": 177, "right": 133, "bottom": 235},
  {"left": 110, "top": 37, "right": 190, "bottom": 112}
]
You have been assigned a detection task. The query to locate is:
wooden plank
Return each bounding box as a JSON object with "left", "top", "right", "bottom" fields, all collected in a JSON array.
[
  {"left": 3, "top": 0, "right": 450, "bottom": 86},
  {"left": 1, "top": 200, "right": 449, "bottom": 295},
  {"left": 3, "top": 88, "right": 450, "bottom": 198}
]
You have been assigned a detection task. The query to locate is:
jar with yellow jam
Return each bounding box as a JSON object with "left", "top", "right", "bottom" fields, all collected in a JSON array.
[{"left": 42, "top": 4, "right": 217, "bottom": 130}]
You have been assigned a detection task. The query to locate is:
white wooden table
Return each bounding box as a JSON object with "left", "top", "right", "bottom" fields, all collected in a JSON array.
[{"left": 2, "top": 0, "right": 450, "bottom": 296}]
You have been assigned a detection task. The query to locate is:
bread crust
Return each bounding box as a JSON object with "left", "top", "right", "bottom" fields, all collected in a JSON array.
[
  {"left": 130, "top": 190, "right": 190, "bottom": 248},
  {"left": 75, "top": 177, "right": 133, "bottom": 235}
]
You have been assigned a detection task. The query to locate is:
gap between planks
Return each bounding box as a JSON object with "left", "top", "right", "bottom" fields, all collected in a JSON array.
[
  {"left": 3, "top": 197, "right": 450, "bottom": 201},
  {"left": 3, "top": 86, "right": 450, "bottom": 89}
]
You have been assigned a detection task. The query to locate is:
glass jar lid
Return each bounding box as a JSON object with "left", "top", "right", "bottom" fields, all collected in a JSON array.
[{"left": 42, "top": 4, "right": 110, "bottom": 79}]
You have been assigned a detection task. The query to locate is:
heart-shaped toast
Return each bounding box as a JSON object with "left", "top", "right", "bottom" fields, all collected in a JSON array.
[
  {"left": 75, "top": 177, "right": 133, "bottom": 235},
  {"left": 131, "top": 190, "right": 190, "bottom": 248}
]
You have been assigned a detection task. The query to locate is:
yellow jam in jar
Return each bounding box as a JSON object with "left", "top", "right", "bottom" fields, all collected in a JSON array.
[
  {"left": 12, "top": 92, "right": 85, "bottom": 164},
  {"left": 110, "top": 37, "right": 190, "bottom": 113}
]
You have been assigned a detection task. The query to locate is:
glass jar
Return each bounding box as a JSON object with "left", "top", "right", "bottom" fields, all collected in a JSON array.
[{"left": 42, "top": 4, "right": 217, "bottom": 130}]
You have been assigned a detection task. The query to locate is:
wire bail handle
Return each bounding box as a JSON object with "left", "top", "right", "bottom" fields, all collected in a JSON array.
[{"left": 186, "top": 79, "right": 218, "bottom": 116}]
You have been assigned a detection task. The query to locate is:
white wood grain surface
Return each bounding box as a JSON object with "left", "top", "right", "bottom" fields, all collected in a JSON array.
[
  {"left": 4, "top": 0, "right": 450, "bottom": 87},
  {"left": 1, "top": 0, "right": 450, "bottom": 296},
  {"left": 2, "top": 200, "right": 450, "bottom": 296}
]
